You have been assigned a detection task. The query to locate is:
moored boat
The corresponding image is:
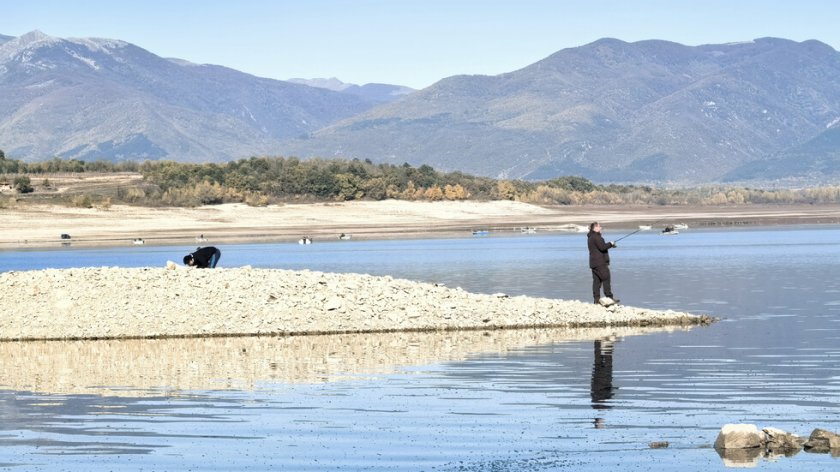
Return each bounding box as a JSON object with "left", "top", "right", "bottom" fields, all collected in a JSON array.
[{"left": 661, "top": 225, "right": 679, "bottom": 235}]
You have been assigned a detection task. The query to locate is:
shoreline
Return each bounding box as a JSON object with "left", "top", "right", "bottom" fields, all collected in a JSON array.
[
  {"left": 2, "top": 200, "right": 840, "bottom": 249},
  {"left": 0, "top": 267, "right": 713, "bottom": 342}
]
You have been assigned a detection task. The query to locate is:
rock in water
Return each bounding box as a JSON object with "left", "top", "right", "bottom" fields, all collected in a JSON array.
[
  {"left": 714, "top": 424, "right": 763, "bottom": 449},
  {"left": 804, "top": 428, "right": 840, "bottom": 453},
  {"left": 763, "top": 427, "right": 805, "bottom": 454}
]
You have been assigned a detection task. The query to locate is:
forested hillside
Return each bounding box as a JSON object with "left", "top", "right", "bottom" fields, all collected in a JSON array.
[{"left": 3, "top": 153, "right": 840, "bottom": 208}]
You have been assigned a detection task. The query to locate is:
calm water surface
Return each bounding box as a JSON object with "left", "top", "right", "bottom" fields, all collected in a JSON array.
[{"left": 1, "top": 226, "right": 839, "bottom": 470}]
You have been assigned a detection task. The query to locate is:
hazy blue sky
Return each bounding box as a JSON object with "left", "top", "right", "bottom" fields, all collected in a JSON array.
[{"left": 2, "top": 1, "right": 838, "bottom": 89}]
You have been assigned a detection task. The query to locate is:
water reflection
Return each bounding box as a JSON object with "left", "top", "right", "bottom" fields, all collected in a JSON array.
[
  {"left": 716, "top": 447, "right": 764, "bottom": 467},
  {"left": 0, "top": 326, "right": 690, "bottom": 396},
  {"left": 591, "top": 337, "right": 616, "bottom": 429}
]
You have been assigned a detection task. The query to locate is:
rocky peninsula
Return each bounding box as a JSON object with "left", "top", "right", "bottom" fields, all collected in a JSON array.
[{"left": 0, "top": 266, "right": 711, "bottom": 341}]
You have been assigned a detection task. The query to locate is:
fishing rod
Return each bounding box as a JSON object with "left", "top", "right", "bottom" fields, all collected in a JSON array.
[{"left": 612, "top": 217, "right": 670, "bottom": 244}]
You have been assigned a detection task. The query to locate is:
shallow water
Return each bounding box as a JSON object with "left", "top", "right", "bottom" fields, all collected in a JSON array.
[{"left": 1, "top": 226, "right": 839, "bottom": 470}]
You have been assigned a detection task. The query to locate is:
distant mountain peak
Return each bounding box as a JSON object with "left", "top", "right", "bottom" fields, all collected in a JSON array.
[
  {"left": 288, "top": 77, "right": 353, "bottom": 92},
  {"left": 288, "top": 77, "right": 415, "bottom": 103},
  {"left": 7, "top": 30, "right": 59, "bottom": 49}
]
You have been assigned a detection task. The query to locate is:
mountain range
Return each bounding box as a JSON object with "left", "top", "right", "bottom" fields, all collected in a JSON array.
[
  {"left": 2, "top": 31, "right": 840, "bottom": 185},
  {"left": 0, "top": 31, "right": 386, "bottom": 163}
]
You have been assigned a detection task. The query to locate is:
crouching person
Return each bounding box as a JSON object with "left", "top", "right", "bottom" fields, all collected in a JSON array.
[{"left": 183, "top": 246, "right": 221, "bottom": 268}]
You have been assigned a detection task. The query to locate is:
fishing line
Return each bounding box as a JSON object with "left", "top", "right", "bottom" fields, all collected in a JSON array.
[{"left": 612, "top": 217, "right": 670, "bottom": 243}]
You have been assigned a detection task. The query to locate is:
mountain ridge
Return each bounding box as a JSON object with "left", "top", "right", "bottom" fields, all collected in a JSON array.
[
  {"left": 287, "top": 77, "right": 415, "bottom": 103},
  {"left": 3, "top": 32, "right": 840, "bottom": 185},
  {"left": 0, "top": 30, "right": 381, "bottom": 162},
  {"left": 280, "top": 37, "right": 840, "bottom": 184}
]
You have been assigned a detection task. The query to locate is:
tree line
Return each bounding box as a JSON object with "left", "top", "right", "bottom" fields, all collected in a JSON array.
[{"left": 2, "top": 151, "right": 840, "bottom": 207}]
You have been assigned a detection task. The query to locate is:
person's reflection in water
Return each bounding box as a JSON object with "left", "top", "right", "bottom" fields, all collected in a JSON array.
[{"left": 591, "top": 336, "right": 617, "bottom": 429}]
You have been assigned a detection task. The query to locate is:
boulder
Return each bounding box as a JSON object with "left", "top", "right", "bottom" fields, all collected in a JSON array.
[
  {"left": 762, "top": 427, "right": 805, "bottom": 455},
  {"left": 804, "top": 428, "right": 840, "bottom": 453},
  {"left": 714, "top": 424, "right": 763, "bottom": 450}
]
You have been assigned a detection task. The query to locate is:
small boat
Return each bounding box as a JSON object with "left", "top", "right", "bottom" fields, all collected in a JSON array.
[
  {"left": 661, "top": 225, "right": 679, "bottom": 235},
  {"left": 298, "top": 237, "right": 312, "bottom": 245},
  {"left": 557, "top": 224, "right": 588, "bottom": 233},
  {"left": 196, "top": 234, "right": 208, "bottom": 243},
  {"left": 638, "top": 225, "right": 652, "bottom": 231},
  {"left": 132, "top": 238, "right": 145, "bottom": 245},
  {"left": 338, "top": 233, "right": 352, "bottom": 240},
  {"left": 472, "top": 230, "right": 489, "bottom": 237},
  {"left": 520, "top": 227, "right": 537, "bottom": 234}
]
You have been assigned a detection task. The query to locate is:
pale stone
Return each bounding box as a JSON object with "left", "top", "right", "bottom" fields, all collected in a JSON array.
[{"left": 715, "top": 424, "right": 763, "bottom": 450}]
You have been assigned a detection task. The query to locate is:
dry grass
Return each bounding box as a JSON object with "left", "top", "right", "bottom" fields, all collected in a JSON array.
[{"left": 0, "top": 172, "right": 146, "bottom": 205}]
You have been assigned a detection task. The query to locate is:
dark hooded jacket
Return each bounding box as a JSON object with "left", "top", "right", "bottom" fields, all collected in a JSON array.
[
  {"left": 588, "top": 230, "right": 613, "bottom": 268},
  {"left": 187, "top": 246, "right": 219, "bottom": 268}
]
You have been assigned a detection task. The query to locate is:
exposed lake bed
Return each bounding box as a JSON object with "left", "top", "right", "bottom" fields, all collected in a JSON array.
[
  {"left": 1, "top": 226, "right": 839, "bottom": 470},
  {"left": 2, "top": 200, "right": 840, "bottom": 248}
]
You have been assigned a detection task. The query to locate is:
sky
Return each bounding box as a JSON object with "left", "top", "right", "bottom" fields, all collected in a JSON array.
[{"left": 2, "top": 0, "right": 839, "bottom": 89}]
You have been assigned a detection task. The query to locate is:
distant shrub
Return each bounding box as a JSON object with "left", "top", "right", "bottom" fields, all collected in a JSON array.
[
  {"left": 13, "top": 176, "right": 34, "bottom": 194},
  {"left": 244, "top": 192, "right": 270, "bottom": 207},
  {"left": 70, "top": 194, "right": 93, "bottom": 208}
]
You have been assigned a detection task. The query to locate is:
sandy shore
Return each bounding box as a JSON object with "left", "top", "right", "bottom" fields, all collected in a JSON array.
[
  {"left": 1, "top": 200, "right": 839, "bottom": 248},
  {"left": 0, "top": 266, "right": 712, "bottom": 342}
]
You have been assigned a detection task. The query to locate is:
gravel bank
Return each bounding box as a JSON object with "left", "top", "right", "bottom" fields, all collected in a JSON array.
[{"left": 0, "top": 267, "right": 713, "bottom": 341}]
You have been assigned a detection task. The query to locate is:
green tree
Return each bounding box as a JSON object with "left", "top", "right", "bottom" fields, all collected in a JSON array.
[
  {"left": 548, "top": 176, "right": 597, "bottom": 193},
  {"left": 13, "top": 176, "right": 34, "bottom": 193},
  {"left": 334, "top": 173, "right": 361, "bottom": 201}
]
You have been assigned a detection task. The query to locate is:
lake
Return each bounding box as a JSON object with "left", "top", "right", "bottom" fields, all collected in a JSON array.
[{"left": 1, "top": 226, "right": 839, "bottom": 471}]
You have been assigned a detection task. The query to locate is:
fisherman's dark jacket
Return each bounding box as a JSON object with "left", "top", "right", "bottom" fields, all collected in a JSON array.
[{"left": 587, "top": 230, "right": 612, "bottom": 268}]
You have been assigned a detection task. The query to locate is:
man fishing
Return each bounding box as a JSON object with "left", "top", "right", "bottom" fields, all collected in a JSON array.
[{"left": 587, "top": 222, "right": 618, "bottom": 306}]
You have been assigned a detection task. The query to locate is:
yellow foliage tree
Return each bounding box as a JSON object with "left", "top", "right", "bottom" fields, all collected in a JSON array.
[
  {"left": 424, "top": 185, "right": 444, "bottom": 201},
  {"left": 496, "top": 181, "right": 517, "bottom": 200},
  {"left": 444, "top": 184, "right": 469, "bottom": 200}
]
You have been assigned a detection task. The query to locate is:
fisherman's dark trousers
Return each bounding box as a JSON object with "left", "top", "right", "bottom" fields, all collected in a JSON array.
[{"left": 591, "top": 265, "right": 612, "bottom": 303}]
